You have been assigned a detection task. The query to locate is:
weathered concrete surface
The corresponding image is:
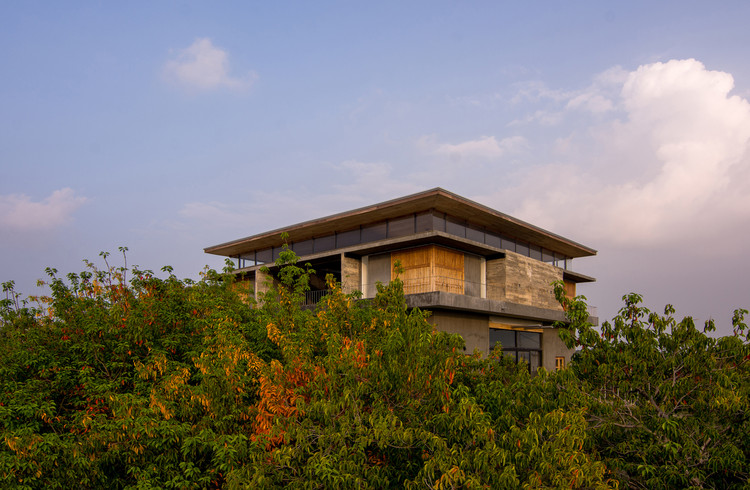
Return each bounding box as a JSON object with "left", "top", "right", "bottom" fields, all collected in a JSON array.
[
  {"left": 429, "top": 310, "right": 489, "bottom": 355},
  {"left": 542, "top": 327, "right": 575, "bottom": 372},
  {"left": 486, "top": 251, "right": 563, "bottom": 311},
  {"left": 341, "top": 254, "right": 361, "bottom": 294},
  {"left": 405, "top": 291, "right": 568, "bottom": 323},
  {"left": 254, "top": 268, "right": 275, "bottom": 303}
]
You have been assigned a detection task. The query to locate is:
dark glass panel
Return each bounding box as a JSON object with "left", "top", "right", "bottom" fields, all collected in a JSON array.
[
  {"left": 361, "top": 222, "right": 387, "bottom": 242},
  {"left": 485, "top": 231, "right": 501, "bottom": 248},
  {"left": 530, "top": 244, "right": 542, "bottom": 261},
  {"left": 518, "top": 351, "right": 531, "bottom": 365},
  {"left": 336, "top": 228, "right": 361, "bottom": 248},
  {"left": 293, "top": 239, "right": 313, "bottom": 256},
  {"left": 466, "top": 223, "right": 484, "bottom": 243},
  {"left": 388, "top": 215, "right": 414, "bottom": 238},
  {"left": 272, "top": 247, "right": 281, "bottom": 261},
  {"left": 446, "top": 216, "right": 466, "bottom": 238},
  {"left": 517, "top": 331, "right": 541, "bottom": 349},
  {"left": 490, "top": 329, "right": 516, "bottom": 349},
  {"left": 529, "top": 351, "right": 541, "bottom": 372},
  {"left": 256, "top": 248, "right": 272, "bottom": 264},
  {"left": 314, "top": 234, "right": 335, "bottom": 253},
  {"left": 431, "top": 213, "right": 446, "bottom": 232},
  {"left": 542, "top": 249, "right": 554, "bottom": 263},
  {"left": 516, "top": 241, "right": 530, "bottom": 257},
  {"left": 415, "top": 212, "right": 434, "bottom": 232},
  {"left": 500, "top": 235, "right": 516, "bottom": 252}
]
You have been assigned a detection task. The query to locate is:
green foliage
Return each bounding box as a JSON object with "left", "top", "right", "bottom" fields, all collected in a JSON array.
[
  {"left": 554, "top": 282, "right": 750, "bottom": 488},
  {"left": 2, "top": 250, "right": 747, "bottom": 488},
  {"left": 0, "top": 253, "right": 276, "bottom": 488}
]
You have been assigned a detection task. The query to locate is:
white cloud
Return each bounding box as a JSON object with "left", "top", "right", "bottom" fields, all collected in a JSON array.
[
  {"left": 511, "top": 59, "right": 750, "bottom": 248},
  {"left": 0, "top": 188, "right": 87, "bottom": 231},
  {"left": 163, "top": 38, "right": 257, "bottom": 92},
  {"left": 565, "top": 92, "right": 614, "bottom": 113},
  {"left": 420, "top": 134, "right": 527, "bottom": 163}
]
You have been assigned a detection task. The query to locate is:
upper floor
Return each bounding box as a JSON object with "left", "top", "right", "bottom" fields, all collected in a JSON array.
[{"left": 204, "top": 188, "right": 597, "bottom": 324}]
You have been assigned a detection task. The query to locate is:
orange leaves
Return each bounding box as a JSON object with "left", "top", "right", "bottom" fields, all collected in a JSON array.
[
  {"left": 266, "top": 322, "right": 283, "bottom": 347},
  {"left": 340, "top": 336, "right": 369, "bottom": 370},
  {"left": 252, "top": 360, "right": 325, "bottom": 447}
]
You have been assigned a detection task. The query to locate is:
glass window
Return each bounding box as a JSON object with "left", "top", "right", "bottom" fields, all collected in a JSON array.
[
  {"left": 500, "top": 235, "right": 515, "bottom": 252},
  {"left": 256, "top": 248, "right": 272, "bottom": 264},
  {"left": 272, "top": 247, "right": 281, "bottom": 261},
  {"left": 516, "top": 241, "right": 529, "bottom": 257},
  {"left": 388, "top": 215, "right": 414, "bottom": 238},
  {"left": 542, "top": 249, "right": 554, "bottom": 263},
  {"left": 431, "top": 213, "right": 446, "bottom": 232},
  {"left": 529, "top": 351, "right": 541, "bottom": 374},
  {"left": 336, "top": 228, "right": 361, "bottom": 248},
  {"left": 314, "top": 234, "right": 335, "bottom": 253},
  {"left": 239, "top": 252, "right": 256, "bottom": 267},
  {"left": 490, "top": 328, "right": 516, "bottom": 349},
  {"left": 415, "top": 212, "right": 434, "bottom": 233},
  {"left": 530, "top": 245, "right": 542, "bottom": 261},
  {"left": 491, "top": 328, "right": 542, "bottom": 374},
  {"left": 466, "top": 223, "right": 484, "bottom": 243},
  {"left": 517, "top": 331, "right": 541, "bottom": 349},
  {"left": 361, "top": 222, "right": 387, "bottom": 242},
  {"left": 555, "top": 357, "right": 565, "bottom": 370},
  {"left": 446, "top": 216, "right": 466, "bottom": 238},
  {"left": 293, "top": 239, "right": 313, "bottom": 256},
  {"left": 485, "top": 231, "right": 501, "bottom": 248}
]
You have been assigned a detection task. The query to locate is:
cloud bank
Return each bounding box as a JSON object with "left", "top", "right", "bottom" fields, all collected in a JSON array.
[
  {"left": 513, "top": 59, "right": 750, "bottom": 249},
  {"left": 0, "top": 188, "right": 87, "bottom": 231},
  {"left": 163, "top": 38, "right": 257, "bottom": 92}
]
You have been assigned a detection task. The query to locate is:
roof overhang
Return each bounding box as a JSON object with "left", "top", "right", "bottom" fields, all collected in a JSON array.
[{"left": 204, "top": 188, "right": 597, "bottom": 259}]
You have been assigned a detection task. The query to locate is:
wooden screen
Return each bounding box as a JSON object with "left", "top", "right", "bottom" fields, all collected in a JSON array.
[
  {"left": 433, "top": 246, "right": 464, "bottom": 294},
  {"left": 391, "top": 246, "right": 464, "bottom": 294}
]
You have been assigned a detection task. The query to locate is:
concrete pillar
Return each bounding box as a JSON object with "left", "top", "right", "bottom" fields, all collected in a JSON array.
[
  {"left": 254, "top": 268, "right": 274, "bottom": 304},
  {"left": 341, "top": 254, "right": 362, "bottom": 295}
]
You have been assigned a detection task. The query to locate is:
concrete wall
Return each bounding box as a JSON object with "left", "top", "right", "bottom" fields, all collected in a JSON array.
[
  {"left": 366, "top": 253, "right": 391, "bottom": 297},
  {"left": 541, "top": 328, "right": 575, "bottom": 372},
  {"left": 486, "top": 251, "right": 563, "bottom": 310},
  {"left": 464, "top": 254, "right": 482, "bottom": 298},
  {"left": 429, "top": 310, "right": 489, "bottom": 356},
  {"left": 341, "top": 254, "right": 361, "bottom": 295}
]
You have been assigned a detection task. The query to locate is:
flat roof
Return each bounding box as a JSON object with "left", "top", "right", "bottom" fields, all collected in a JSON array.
[{"left": 204, "top": 188, "right": 597, "bottom": 258}]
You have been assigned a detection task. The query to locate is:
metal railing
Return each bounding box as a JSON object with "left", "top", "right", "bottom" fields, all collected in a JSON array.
[
  {"left": 304, "top": 289, "right": 331, "bottom": 306},
  {"left": 363, "top": 276, "right": 485, "bottom": 298}
]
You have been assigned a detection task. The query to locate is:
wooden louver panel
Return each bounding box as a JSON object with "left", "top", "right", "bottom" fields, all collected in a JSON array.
[{"left": 391, "top": 246, "right": 464, "bottom": 295}]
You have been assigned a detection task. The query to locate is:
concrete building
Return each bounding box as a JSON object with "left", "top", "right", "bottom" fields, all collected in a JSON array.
[{"left": 204, "top": 188, "right": 596, "bottom": 372}]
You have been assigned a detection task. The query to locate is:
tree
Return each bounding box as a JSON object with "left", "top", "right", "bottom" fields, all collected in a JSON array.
[
  {"left": 0, "top": 252, "right": 277, "bottom": 488},
  {"left": 555, "top": 284, "right": 750, "bottom": 488}
]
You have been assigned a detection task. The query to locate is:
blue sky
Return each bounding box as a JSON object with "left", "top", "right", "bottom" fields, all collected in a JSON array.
[{"left": 2, "top": 1, "right": 749, "bottom": 335}]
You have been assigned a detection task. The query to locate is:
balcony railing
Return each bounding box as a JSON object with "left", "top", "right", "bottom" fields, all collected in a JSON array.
[
  {"left": 304, "top": 289, "right": 331, "bottom": 306},
  {"left": 363, "top": 276, "right": 485, "bottom": 298}
]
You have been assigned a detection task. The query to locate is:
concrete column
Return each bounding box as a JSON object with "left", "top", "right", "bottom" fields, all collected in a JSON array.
[
  {"left": 341, "top": 254, "right": 362, "bottom": 295},
  {"left": 254, "top": 268, "right": 274, "bottom": 304}
]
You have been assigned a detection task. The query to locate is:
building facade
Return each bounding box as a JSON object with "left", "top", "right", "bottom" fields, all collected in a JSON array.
[{"left": 204, "top": 188, "right": 596, "bottom": 373}]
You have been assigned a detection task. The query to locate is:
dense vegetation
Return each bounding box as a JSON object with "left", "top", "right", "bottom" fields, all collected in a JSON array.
[{"left": 1, "top": 247, "right": 748, "bottom": 488}]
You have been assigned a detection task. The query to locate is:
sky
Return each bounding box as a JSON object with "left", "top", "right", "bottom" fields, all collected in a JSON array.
[{"left": 2, "top": 1, "right": 749, "bottom": 335}]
